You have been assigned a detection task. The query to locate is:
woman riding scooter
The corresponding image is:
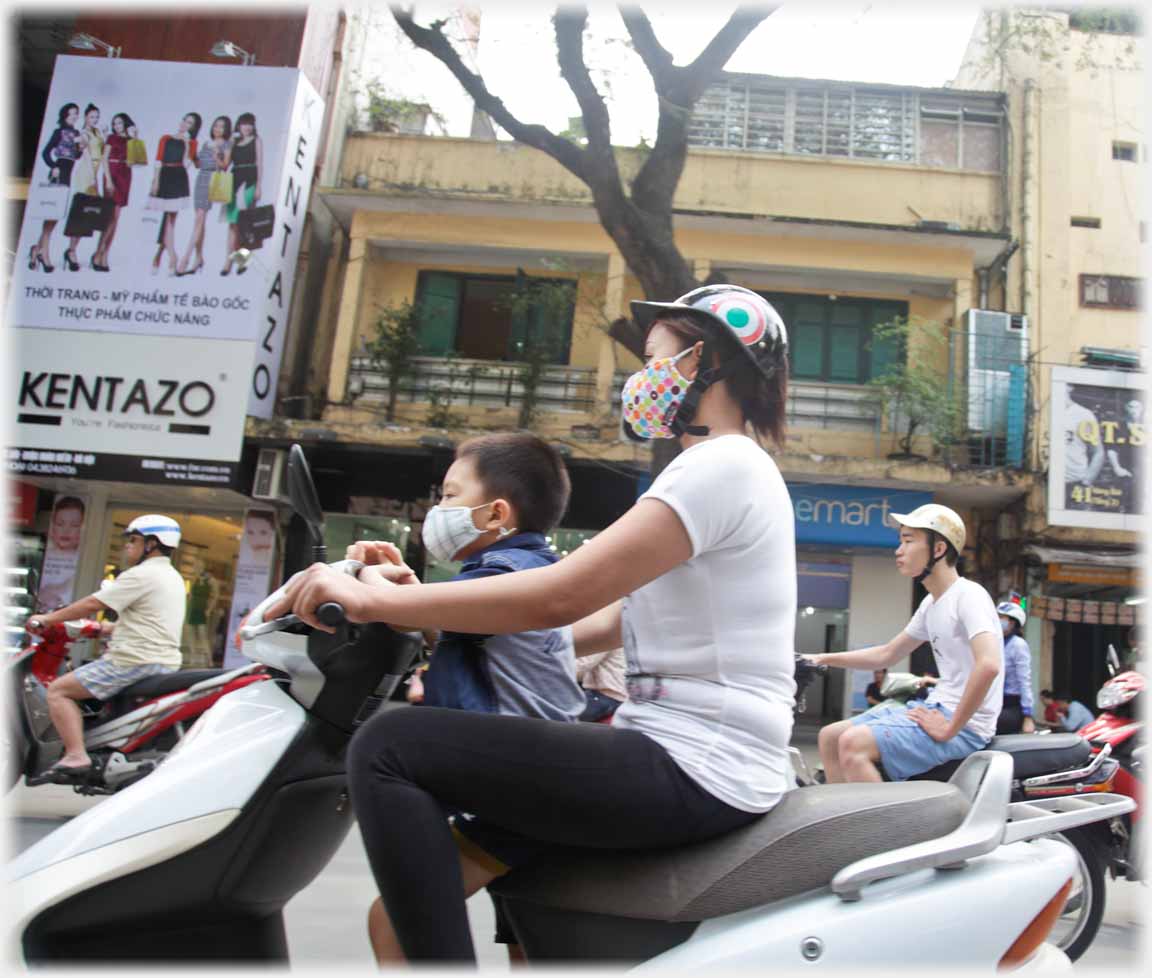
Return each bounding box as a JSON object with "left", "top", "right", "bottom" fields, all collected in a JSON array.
[{"left": 269, "top": 286, "right": 796, "bottom": 964}]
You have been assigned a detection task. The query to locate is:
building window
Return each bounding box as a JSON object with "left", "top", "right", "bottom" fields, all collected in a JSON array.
[
  {"left": 1113, "top": 141, "right": 1138, "bottom": 162},
  {"left": 413, "top": 271, "right": 576, "bottom": 364},
  {"left": 1071, "top": 216, "right": 1103, "bottom": 228},
  {"left": 762, "top": 292, "right": 907, "bottom": 384},
  {"left": 689, "top": 75, "right": 1004, "bottom": 173},
  {"left": 1079, "top": 274, "right": 1143, "bottom": 310}
]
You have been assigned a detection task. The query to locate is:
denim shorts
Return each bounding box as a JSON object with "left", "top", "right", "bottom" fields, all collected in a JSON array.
[
  {"left": 849, "top": 700, "right": 990, "bottom": 781},
  {"left": 71, "top": 658, "right": 175, "bottom": 700}
]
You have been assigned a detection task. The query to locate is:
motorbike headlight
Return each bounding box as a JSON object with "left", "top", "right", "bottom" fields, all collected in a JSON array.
[{"left": 1097, "top": 685, "right": 1125, "bottom": 710}]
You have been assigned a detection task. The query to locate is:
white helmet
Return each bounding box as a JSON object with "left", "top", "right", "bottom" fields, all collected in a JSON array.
[
  {"left": 124, "top": 514, "right": 182, "bottom": 549},
  {"left": 997, "top": 601, "right": 1027, "bottom": 628},
  {"left": 888, "top": 504, "right": 966, "bottom": 554}
]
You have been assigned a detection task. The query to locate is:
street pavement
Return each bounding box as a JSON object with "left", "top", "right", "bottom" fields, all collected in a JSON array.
[{"left": 5, "top": 722, "right": 1144, "bottom": 970}]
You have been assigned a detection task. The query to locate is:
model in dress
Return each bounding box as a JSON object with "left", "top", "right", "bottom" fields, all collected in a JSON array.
[
  {"left": 29, "top": 103, "right": 81, "bottom": 273},
  {"left": 221, "top": 112, "right": 262, "bottom": 276},
  {"left": 149, "top": 112, "right": 201, "bottom": 277},
  {"left": 91, "top": 112, "right": 136, "bottom": 272},
  {"left": 178, "top": 115, "right": 232, "bottom": 276}
]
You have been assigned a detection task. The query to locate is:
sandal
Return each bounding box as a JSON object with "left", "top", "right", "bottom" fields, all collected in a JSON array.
[{"left": 28, "top": 762, "right": 93, "bottom": 786}]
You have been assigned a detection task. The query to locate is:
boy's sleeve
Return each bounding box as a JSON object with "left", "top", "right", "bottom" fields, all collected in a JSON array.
[
  {"left": 95, "top": 567, "right": 148, "bottom": 614},
  {"left": 959, "top": 585, "right": 1001, "bottom": 642},
  {"left": 904, "top": 595, "right": 933, "bottom": 641}
]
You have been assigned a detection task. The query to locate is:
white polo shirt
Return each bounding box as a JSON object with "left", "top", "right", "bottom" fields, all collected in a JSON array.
[{"left": 97, "top": 556, "right": 187, "bottom": 669}]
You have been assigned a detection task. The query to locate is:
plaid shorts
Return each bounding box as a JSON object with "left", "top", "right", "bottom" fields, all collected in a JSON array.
[{"left": 71, "top": 658, "right": 176, "bottom": 700}]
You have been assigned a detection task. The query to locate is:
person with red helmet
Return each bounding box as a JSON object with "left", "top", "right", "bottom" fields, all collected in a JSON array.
[{"left": 266, "top": 285, "right": 798, "bottom": 963}]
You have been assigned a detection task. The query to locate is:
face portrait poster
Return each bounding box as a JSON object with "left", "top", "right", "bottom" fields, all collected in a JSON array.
[
  {"left": 36, "top": 493, "right": 89, "bottom": 612},
  {"left": 1048, "top": 366, "right": 1146, "bottom": 531},
  {"left": 9, "top": 55, "right": 322, "bottom": 417},
  {"left": 223, "top": 508, "right": 279, "bottom": 669}
]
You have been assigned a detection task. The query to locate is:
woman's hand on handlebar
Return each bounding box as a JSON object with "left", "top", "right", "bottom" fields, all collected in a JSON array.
[{"left": 263, "top": 563, "right": 376, "bottom": 633}]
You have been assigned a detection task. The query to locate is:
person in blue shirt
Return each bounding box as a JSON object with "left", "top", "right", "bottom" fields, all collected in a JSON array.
[
  {"left": 995, "top": 600, "right": 1036, "bottom": 735},
  {"left": 1054, "top": 693, "right": 1095, "bottom": 733},
  {"left": 346, "top": 431, "right": 585, "bottom": 965}
]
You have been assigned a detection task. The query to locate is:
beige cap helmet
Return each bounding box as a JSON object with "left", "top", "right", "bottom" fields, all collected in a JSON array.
[{"left": 889, "top": 504, "right": 966, "bottom": 554}]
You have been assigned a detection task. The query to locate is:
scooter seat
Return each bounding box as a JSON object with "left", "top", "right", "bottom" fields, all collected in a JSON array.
[
  {"left": 910, "top": 733, "right": 1092, "bottom": 783},
  {"left": 491, "top": 780, "right": 967, "bottom": 924},
  {"left": 119, "top": 669, "right": 228, "bottom": 699}
]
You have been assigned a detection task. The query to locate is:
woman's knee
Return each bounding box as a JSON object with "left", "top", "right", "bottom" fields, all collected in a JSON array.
[{"left": 347, "top": 707, "right": 424, "bottom": 782}]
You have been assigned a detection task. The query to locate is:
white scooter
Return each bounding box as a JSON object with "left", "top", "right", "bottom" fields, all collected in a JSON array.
[{"left": 3, "top": 446, "right": 1136, "bottom": 970}]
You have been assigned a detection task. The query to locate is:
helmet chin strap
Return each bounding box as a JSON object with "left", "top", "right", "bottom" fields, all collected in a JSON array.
[
  {"left": 914, "top": 531, "right": 943, "bottom": 584},
  {"left": 670, "top": 338, "right": 740, "bottom": 438}
]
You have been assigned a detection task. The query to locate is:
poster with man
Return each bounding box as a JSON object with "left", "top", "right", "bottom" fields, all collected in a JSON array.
[{"left": 1049, "top": 366, "right": 1145, "bottom": 531}]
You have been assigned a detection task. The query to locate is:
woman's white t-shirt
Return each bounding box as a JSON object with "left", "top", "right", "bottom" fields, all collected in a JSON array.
[
  {"left": 612, "top": 435, "right": 797, "bottom": 813},
  {"left": 904, "top": 577, "right": 1004, "bottom": 741}
]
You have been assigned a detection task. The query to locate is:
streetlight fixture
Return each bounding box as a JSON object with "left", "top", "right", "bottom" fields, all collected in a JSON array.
[
  {"left": 68, "top": 33, "right": 121, "bottom": 58},
  {"left": 211, "top": 40, "right": 256, "bottom": 66}
]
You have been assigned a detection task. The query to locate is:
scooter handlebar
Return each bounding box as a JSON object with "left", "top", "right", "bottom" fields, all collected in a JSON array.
[{"left": 316, "top": 603, "right": 347, "bottom": 627}]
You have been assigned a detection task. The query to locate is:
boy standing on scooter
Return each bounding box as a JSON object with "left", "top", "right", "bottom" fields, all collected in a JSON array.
[
  {"left": 807, "top": 504, "right": 1003, "bottom": 783},
  {"left": 24, "top": 515, "right": 186, "bottom": 784}
]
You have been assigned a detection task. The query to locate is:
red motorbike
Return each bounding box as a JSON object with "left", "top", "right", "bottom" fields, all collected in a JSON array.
[
  {"left": 1078, "top": 645, "right": 1144, "bottom": 884},
  {"left": 3, "top": 620, "right": 267, "bottom": 795}
]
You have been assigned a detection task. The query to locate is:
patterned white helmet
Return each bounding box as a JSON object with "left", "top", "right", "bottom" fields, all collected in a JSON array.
[
  {"left": 997, "top": 601, "right": 1027, "bottom": 627},
  {"left": 124, "top": 514, "right": 182, "bottom": 549}
]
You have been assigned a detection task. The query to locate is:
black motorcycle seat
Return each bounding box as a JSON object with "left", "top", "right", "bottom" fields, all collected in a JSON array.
[
  {"left": 910, "top": 733, "right": 1092, "bottom": 783},
  {"left": 119, "top": 669, "right": 228, "bottom": 699},
  {"left": 491, "top": 781, "right": 967, "bottom": 923}
]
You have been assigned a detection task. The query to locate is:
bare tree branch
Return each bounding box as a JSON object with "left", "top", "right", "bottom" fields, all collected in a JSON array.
[
  {"left": 552, "top": 8, "right": 617, "bottom": 163},
  {"left": 628, "top": 5, "right": 777, "bottom": 216},
  {"left": 390, "top": 6, "right": 588, "bottom": 179},
  {"left": 618, "top": 6, "right": 675, "bottom": 87}
]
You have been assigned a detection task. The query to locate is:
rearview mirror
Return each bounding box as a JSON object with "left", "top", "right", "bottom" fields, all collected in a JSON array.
[{"left": 286, "top": 444, "right": 325, "bottom": 559}]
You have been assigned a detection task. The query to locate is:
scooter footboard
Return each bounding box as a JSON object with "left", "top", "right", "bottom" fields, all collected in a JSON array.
[{"left": 633, "top": 837, "right": 1079, "bottom": 970}]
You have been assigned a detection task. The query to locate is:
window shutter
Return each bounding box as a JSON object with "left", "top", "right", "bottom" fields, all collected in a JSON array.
[{"left": 416, "top": 272, "right": 461, "bottom": 355}]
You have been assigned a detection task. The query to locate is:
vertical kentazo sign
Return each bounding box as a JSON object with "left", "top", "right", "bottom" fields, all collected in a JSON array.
[
  {"left": 7, "top": 56, "right": 324, "bottom": 481},
  {"left": 249, "top": 74, "right": 322, "bottom": 418}
]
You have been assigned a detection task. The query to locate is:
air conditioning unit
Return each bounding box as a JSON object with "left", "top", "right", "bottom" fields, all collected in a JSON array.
[{"left": 251, "top": 448, "right": 287, "bottom": 501}]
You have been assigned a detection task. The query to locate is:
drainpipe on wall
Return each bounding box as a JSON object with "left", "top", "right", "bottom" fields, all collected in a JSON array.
[{"left": 1020, "top": 79, "right": 1035, "bottom": 323}]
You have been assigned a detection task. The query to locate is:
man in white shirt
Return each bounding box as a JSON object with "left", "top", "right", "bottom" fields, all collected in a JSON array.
[
  {"left": 807, "top": 504, "right": 1003, "bottom": 782},
  {"left": 25, "top": 514, "right": 187, "bottom": 784},
  {"left": 1064, "top": 390, "right": 1105, "bottom": 509}
]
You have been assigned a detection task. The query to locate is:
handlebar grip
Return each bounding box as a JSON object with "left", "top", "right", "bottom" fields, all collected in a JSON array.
[{"left": 316, "top": 602, "right": 347, "bottom": 627}]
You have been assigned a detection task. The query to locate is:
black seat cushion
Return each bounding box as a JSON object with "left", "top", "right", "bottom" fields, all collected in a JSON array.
[
  {"left": 910, "top": 733, "right": 1092, "bottom": 783},
  {"left": 119, "top": 669, "right": 227, "bottom": 700},
  {"left": 491, "top": 781, "right": 967, "bottom": 922}
]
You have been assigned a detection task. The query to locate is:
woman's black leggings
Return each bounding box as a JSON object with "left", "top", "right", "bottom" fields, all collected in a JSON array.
[{"left": 346, "top": 706, "right": 760, "bottom": 962}]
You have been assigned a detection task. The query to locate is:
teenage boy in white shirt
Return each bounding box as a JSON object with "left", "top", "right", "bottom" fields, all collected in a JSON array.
[{"left": 807, "top": 504, "right": 1003, "bottom": 783}]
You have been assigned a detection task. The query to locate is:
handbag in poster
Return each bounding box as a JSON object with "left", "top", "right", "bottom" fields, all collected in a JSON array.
[
  {"left": 237, "top": 203, "right": 275, "bottom": 249},
  {"left": 208, "top": 169, "right": 233, "bottom": 204},
  {"left": 25, "top": 181, "right": 70, "bottom": 222},
  {"left": 126, "top": 137, "right": 149, "bottom": 165},
  {"left": 63, "top": 192, "right": 116, "bottom": 237}
]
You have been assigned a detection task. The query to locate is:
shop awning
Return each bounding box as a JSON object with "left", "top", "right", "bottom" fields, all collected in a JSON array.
[{"left": 1022, "top": 544, "right": 1142, "bottom": 568}]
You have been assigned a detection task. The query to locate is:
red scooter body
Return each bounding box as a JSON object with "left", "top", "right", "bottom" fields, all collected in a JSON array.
[{"left": 7, "top": 620, "right": 268, "bottom": 794}]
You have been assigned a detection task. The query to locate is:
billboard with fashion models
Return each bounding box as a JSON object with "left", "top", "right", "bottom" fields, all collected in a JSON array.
[{"left": 8, "top": 55, "right": 322, "bottom": 434}]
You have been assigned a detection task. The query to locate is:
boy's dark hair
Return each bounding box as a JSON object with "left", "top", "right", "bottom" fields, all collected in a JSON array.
[
  {"left": 455, "top": 433, "right": 570, "bottom": 534},
  {"left": 1040, "top": 689, "right": 1053, "bottom": 699},
  {"left": 54, "top": 496, "right": 86, "bottom": 518}
]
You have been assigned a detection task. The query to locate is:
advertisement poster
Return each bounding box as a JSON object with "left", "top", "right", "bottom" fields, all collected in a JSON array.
[
  {"left": 8, "top": 54, "right": 322, "bottom": 421},
  {"left": 36, "top": 493, "right": 89, "bottom": 612},
  {"left": 223, "top": 508, "right": 279, "bottom": 669},
  {"left": 1048, "top": 366, "right": 1146, "bottom": 531},
  {"left": 8, "top": 328, "right": 251, "bottom": 486}
]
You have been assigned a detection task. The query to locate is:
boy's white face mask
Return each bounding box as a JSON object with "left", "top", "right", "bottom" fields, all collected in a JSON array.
[{"left": 422, "top": 502, "right": 513, "bottom": 563}]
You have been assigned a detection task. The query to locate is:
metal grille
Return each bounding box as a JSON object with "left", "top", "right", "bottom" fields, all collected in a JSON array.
[{"left": 690, "top": 75, "right": 1002, "bottom": 172}]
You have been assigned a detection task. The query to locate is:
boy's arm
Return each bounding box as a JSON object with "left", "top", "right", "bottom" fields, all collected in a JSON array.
[
  {"left": 809, "top": 630, "right": 923, "bottom": 671},
  {"left": 573, "top": 601, "right": 622, "bottom": 657},
  {"left": 27, "top": 594, "right": 109, "bottom": 631},
  {"left": 912, "top": 631, "right": 1001, "bottom": 741}
]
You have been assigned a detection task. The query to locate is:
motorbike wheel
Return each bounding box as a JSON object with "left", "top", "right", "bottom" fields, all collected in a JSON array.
[{"left": 1045, "top": 826, "right": 1107, "bottom": 962}]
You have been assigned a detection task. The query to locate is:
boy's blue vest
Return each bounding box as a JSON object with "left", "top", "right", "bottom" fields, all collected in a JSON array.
[{"left": 422, "top": 532, "right": 559, "bottom": 714}]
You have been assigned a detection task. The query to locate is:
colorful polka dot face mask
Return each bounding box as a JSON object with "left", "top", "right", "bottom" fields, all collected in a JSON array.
[{"left": 620, "top": 347, "right": 695, "bottom": 440}]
